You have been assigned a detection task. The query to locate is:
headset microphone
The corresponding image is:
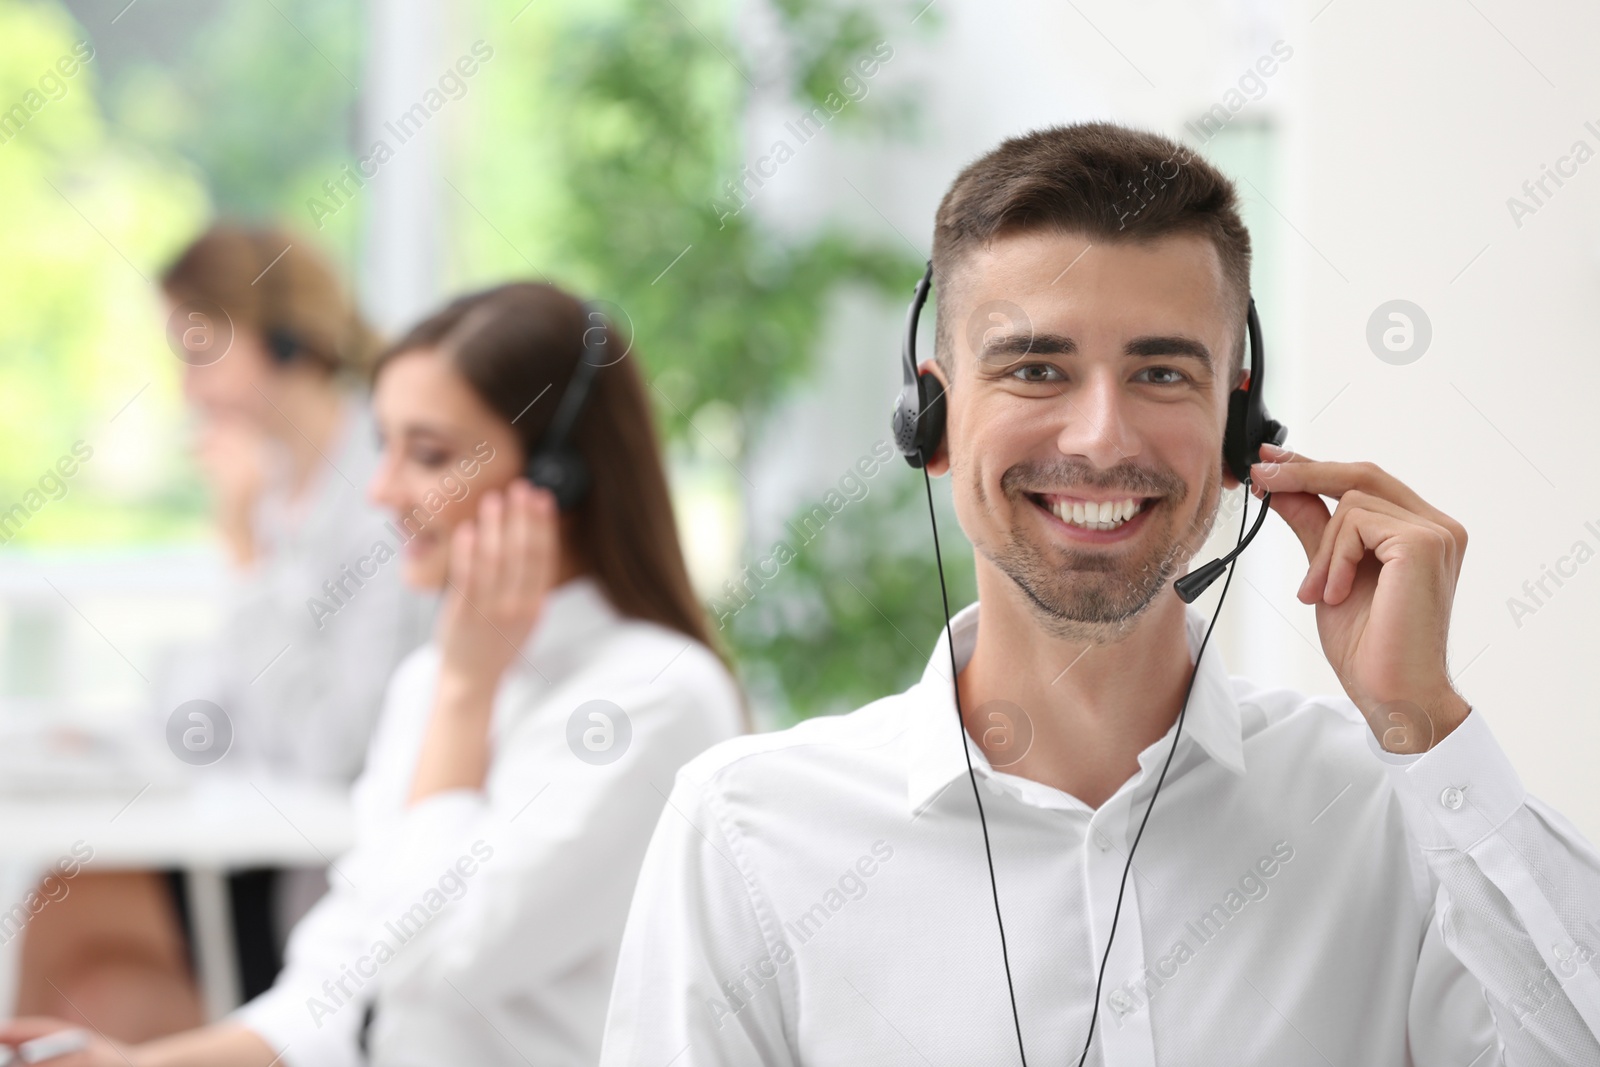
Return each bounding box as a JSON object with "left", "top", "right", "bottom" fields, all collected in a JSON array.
[
  {"left": 1172, "top": 494, "right": 1271, "bottom": 602},
  {"left": 891, "top": 258, "right": 1287, "bottom": 1066}
]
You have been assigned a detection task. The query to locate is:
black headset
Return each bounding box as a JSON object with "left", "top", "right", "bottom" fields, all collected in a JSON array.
[
  {"left": 891, "top": 258, "right": 1288, "bottom": 1065},
  {"left": 248, "top": 231, "right": 311, "bottom": 367},
  {"left": 892, "top": 259, "right": 1286, "bottom": 601},
  {"left": 894, "top": 260, "right": 1285, "bottom": 484},
  {"left": 522, "top": 302, "right": 610, "bottom": 512}
]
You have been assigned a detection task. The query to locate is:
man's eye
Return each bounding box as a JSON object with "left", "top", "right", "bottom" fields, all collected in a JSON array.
[
  {"left": 1139, "top": 366, "right": 1187, "bottom": 385},
  {"left": 1010, "top": 363, "right": 1062, "bottom": 383}
]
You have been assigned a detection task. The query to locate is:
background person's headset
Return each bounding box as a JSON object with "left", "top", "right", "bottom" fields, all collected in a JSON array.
[
  {"left": 257, "top": 244, "right": 609, "bottom": 511},
  {"left": 248, "top": 231, "right": 315, "bottom": 368},
  {"left": 891, "top": 258, "right": 1287, "bottom": 1065},
  {"left": 522, "top": 302, "right": 611, "bottom": 511}
]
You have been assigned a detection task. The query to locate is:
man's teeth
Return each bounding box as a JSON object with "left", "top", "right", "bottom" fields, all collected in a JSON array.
[{"left": 1049, "top": 497, "right": 1143, "bottom": 531}]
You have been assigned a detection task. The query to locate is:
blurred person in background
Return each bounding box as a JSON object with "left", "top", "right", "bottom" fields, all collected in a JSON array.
[
  {"left": 15, "top": 225, "right": 435, "bottom": 1038},
  {"left": 2, "top": 280, "right": 745, "bottom": 1066}
]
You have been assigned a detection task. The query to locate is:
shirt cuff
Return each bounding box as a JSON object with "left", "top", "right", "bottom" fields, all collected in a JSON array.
[
  {"left": 1374, "top": 708, "right": 1528, "bottom": 852},
  {"left": 233, "top": 980, "right": 366, "bottom": 1067}
]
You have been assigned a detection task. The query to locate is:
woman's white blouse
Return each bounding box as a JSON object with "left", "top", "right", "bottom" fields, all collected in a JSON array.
[{"left": 234, "top": 576, "right": 743, "bottom": 1066}]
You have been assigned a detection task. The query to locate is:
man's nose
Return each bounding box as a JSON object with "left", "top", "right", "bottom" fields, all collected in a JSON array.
[{"left": 1053, "top": 369, "right": 1138, "bottom": 469}]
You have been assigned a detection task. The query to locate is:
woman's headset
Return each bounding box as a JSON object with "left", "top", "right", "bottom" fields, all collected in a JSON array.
[
  {"left": 522, "top": 302, "right": 610, "bottom": 511},
  {"left": 887, "top": 257, "right": 1288, "bottom": 1065}
]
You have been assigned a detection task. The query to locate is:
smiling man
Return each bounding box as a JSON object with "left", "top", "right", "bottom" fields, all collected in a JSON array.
[{"left": 601, "top": 123, "right": 1600, "bottom": 1065}]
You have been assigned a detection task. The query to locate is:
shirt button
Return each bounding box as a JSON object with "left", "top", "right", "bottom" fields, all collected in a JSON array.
[
  {"left": 1108, "top": 990, "right": 1134, "bottom": 1013},
  {"left": 1094, "top": 831, "right": 1111, "bottom": 852},
  {"left": 1440, "top": 786, "right": 1465, "bottom": 811}
]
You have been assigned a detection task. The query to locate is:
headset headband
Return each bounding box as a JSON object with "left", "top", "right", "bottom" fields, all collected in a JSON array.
[
  {"left": 900, "top": 264, "right": 934, "bottom": 391},
  {"left": 541, "top": 302, "right": 607, "bottom": 451},
  {"left": 893, "top": 260, "right": 1285, "bottom": 483},
  {"left": 523, "top": 300, "right": 610, "bottom": 511}
]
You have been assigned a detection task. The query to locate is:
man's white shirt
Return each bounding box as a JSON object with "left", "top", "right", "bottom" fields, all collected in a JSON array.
[{"left": 602, "top": 599, "right": 1600, "bottom": 1065}]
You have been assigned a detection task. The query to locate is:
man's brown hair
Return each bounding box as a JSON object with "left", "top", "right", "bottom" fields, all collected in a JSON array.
[{"left": 931, "top": 121, "right": 1252, "bottom": 382}]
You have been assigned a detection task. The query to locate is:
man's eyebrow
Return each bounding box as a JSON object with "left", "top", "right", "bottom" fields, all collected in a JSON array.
[
  {"left": 1126, "top": 335, "right": 1213, "bottom": 368},
  {"left": 980, "top": 332, "right": 1075, "bottom": 359},
  {"left": 979, "top": 331, "right": 1212, "bottom": 368}
]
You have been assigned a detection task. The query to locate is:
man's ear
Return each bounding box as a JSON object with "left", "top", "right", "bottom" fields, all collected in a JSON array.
[{"left": 921, "top": 358, "right": 952, "bottom": 476}]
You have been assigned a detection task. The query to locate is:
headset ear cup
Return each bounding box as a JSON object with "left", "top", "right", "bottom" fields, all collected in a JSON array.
[
  {"left": 892, "top": 385, "right": 922, "bottom": 466},
  {"left": 526, "top": 446, "right": 590, "bottom": 512},
  {"left": 915, "top": 370, "right": 947, "bottom": 465},
  {"left": 266, "top": 328, "right": 299, "bottom": 366},
  {"left": 1223, "top": 388, "right": 1254, "bottom": 484}
]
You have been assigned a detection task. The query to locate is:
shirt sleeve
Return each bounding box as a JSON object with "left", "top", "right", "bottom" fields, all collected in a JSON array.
[
  {"left": 364, "top": 661, "right": 743, "bottom": 1066},
  {"left": 599, "top": 763, "right": 799, "bottom": 1067},
  {"left": 229, "top": 852, "right": 376, "bottom": 1067},
  {"left": 1379, "top": 709, "right": 1600, "bottom": 1064},
  {"left": 225, "top": 647, "right": 433, "bottom": 1067}
]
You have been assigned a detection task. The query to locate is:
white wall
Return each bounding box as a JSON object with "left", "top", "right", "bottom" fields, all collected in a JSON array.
[{"left": 746, "top": 0, "right": 1600, "bottom": 839}]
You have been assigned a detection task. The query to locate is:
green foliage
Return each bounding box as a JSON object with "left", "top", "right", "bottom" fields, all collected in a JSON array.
[
  {"left": 459, "top": 0, "right": 923, "bottom": 432},
  {"left": 3, "top": 0, "right": 955, "bottom": 721},
  {"left": 0, "top": 2, "right": 210, "bottom": 546},
  {"left": 101, "top": 0, "right": 365, "bottom": 223},
  {"left": 456, "top": 0, "right": 948, "bottom": 721},
  {"left": 726, "top": 476, "right": 977, "bottom": 725},
  {"left": 0, "top": 1, "right": 367, "bottom": 546}
]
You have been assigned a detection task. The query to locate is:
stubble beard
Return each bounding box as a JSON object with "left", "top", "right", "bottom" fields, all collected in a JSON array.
[{"left": 972, "top": 458, "right": 1224, "bottom": 643}]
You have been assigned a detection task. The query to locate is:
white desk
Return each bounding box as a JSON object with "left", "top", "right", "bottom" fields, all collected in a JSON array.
[{"left": 0, "top": 776, "right": 353, "bottom": 1020}]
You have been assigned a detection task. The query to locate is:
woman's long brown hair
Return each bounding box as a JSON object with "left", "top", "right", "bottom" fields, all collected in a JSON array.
[{"left": 374, "top": 282, "right": 717, "bottom": 656}]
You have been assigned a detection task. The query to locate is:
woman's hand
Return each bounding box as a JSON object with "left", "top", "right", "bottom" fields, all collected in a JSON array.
[
  {"left": 0, "top": 1019, "right": 123, "bottom": 1066},
  {"left": 410, "top": 479, "right": 560, "bottom": 803},
  {"left": 194, "top": 416, "right": 267, "bottom": 568},
  {"left": 0, "top": 1018, "right": 285, "bottom": 1067},
  {"left": 436, "top": 479, "right": 560, "bottom": 689}
]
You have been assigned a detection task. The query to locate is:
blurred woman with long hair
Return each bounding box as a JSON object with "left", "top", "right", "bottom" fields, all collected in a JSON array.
[
  {"left": 3, "top": 281, "right": 744, "bottom": 1065},
  {"left": 16, "top": 225, "right": 433, "bottom": 1037}
]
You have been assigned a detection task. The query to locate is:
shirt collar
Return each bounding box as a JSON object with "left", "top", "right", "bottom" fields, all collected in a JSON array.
[{"left": 904, "top": 598, "right": 1247, "bottom": 816}]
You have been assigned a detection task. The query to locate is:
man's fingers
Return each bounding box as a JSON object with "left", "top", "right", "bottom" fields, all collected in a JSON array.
[
  {"left": 1256, "top": 455, "right": 1397, "bottom": 502},
  {"left": 1321, "top": 507, "right": 1424, "bottom": 605},
  {"left": 1263, "top": 484, "right": 1332, "bottom": 565},
  {"left": 1254, "top": 444, "right": 1467, "bottom": 561},
  {"left": 1300, "top": 490, "right": 1429, "bottom": 600},
  {"left": 1254, "top": 446, "right": 1441, "bottom": 521},
  {"left": 1323, "top": 509, "right": 1381, "bottom": 605},
  {"left": 1305, "top": 502, "right": 1455, "bottom": 605}
]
